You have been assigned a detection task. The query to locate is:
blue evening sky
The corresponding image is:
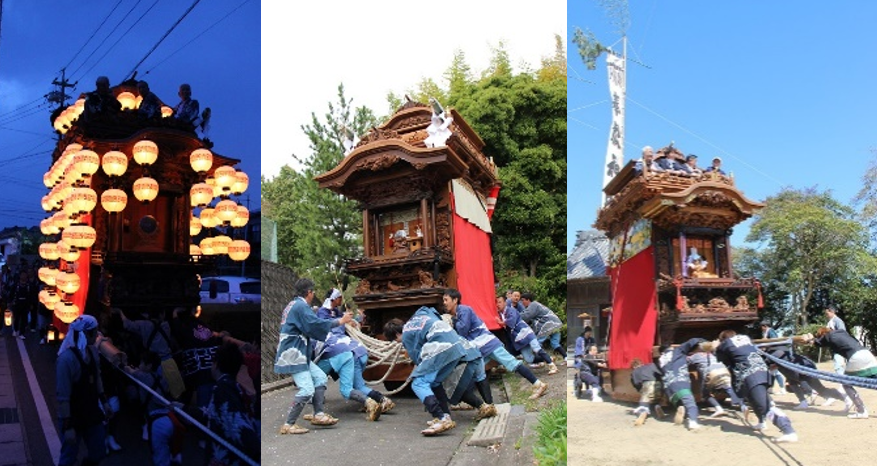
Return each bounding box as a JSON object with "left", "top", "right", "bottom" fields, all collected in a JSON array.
[
  {"left": 567, "top": 1, "right": 877, "bottom": 253},
  {"left": 0, "top": 0, "right": 259, "bottom": 230}
]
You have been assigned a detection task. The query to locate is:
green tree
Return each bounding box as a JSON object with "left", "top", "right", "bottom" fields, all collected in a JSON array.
[
  {"left": 261, "top": 85, "right": 379, "bottom": 293},
  {"left": 745, "top": 188, "right": 870, "bottom": 329}
]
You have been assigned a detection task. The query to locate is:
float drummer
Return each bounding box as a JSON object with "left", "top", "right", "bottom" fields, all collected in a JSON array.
[
  {"left": 444, "top": 289, "right": 548, "bottom": 402},
  {"left": 383, "top": 306, "right": 492, "bottom": 436},
  {"left": 275, "top": 278, "right": 354, "bottom": 435}
]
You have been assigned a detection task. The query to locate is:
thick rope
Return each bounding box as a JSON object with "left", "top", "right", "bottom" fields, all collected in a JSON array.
[
  {"left": 758, "top": 348, "right": 877, "bottom": 391},
  {"left": 100, "top": 354, "right": 258, "bottom": 466},
  {"left": 344, "top": 323, "right": 413, "bottom": 395}
]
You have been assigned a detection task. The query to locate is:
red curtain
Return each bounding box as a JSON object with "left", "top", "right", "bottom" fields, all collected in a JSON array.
[
  {"left": 451, "top": 211, "right": 499, "bottom": 330},
  {"left": 607, "top": 245, "right": 657, "bottom": 370}
]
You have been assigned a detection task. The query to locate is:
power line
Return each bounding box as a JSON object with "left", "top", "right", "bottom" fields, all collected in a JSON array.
[
  {"left": 71, "top": 0, "right": 154, "bottom": 82},
  {"left": 143, "top": 0, "right": 252, "bottom": 76},
  {"left": 125, "top": 0, "right": 203, "bottom": 81},
  {"left": 62, "top": 0, "right": 125, "bottom": 72},
  {"left": 0, "top": 97, "right": 44, "bottom": 119}
]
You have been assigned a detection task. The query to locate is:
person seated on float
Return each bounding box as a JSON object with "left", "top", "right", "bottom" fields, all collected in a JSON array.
[
  {"left": 653, "top": 150, "right": 675, "bottom": 172},
  {"left": 685, "top": 154, "right": 703, "bottom": 176},
  {"left": 634, "top": 146, "right": 662, "bottom": 175},
  {"left": 669, "top": 151, "right": 693, "bottom": 175},
  {"left": 704, "top": 156, "right": 727, "bottom": 176}
]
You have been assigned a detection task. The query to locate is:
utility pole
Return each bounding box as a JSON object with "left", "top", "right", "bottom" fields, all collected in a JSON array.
[{"left": 48, "top": 68, "right": 77, "bottom": 110}]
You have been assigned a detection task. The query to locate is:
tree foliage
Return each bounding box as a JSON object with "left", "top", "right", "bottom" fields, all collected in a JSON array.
[
  {"left": 743, "top": 188, "right": 871, "bottom": 329},
  {"left": 261, "top": 85, "right": 378, "bottom": 293}
]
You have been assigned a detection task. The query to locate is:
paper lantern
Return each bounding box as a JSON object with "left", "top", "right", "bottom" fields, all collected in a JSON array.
[
  {"left": 214, "top": 166, "right": 237, "bottom": 193},
  {"left": 200, "top": 208, "right": 217, "bottom": 229},
  {"left": 190, "top": 148, "right": 213, "bottom": 173},
  {"left": 54, "top": 301, "right": 80, "bottom": 324},
  {"left": 215, "top": 199, "right": 238, "bottom": 224},
  {"left": 56, "top": 271, "right": 81, "bottom": 295},
  {"left": 39, "top": 242, "right": 60, "bottom": 261},
  {"left": 161, "top": 106, "right": 173, "bottom": 118},
  {"left": 117, "top": 92, "right": 136, "bottom": 110},
  {"left": 190, "top": 215, "right": 202, "bottom": 236},
  {"left": 42, "top": 268, "right": 59, "bottom": 287},
  {"left": 68, "top": 187, "right": 97, "bottom": 214},
  {"left": 190, "top": 244, "right": 202, "bottom": 256},
  {"left": 58, "top": 240, "right": 81, "bottom": 263},
  {"left": 102, "top": 150, "right": 128, "bottom": 177},
  {"left": 228, "top": 240, "right": 251, "bottom": 261},
  {"left": 63, "top": 223, "right": 97, "bottom": 249},
  {"left": 53, "top": 211, "right": 70, "bottom": 231},
  {"left": 230, "top": 205, "right": 249, "bottom": 228},
  {"left": 231, "top": 170, "right": 249, "bottom": 195},
  {"left": 133, "top": 177, "right": 159, "bottom": 202},
  {"left": 101, "top": 189, "right": 128, "bottom": 212},
  {"left": 74, "top": 149, "right": 100, "bottom": 177},
  {"left": 199, "top": 237, "right": 215, "bottom": 255},
  {"left": 211, "top": 235, "right": 231, "bottom": 255},
  {"left": 40, "top": 290, "right": 61, "bottom": 311},
  {"left": 190, "top": 183, "right": 213, "bottom": 207},
  {"left": 133, "top": 140, "right": 158, "bottom": 166}
]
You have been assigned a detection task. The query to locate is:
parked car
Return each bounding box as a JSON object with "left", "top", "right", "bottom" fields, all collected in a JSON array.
[{"left": 200, "top": 275, "right": 261, "bottom": 304}]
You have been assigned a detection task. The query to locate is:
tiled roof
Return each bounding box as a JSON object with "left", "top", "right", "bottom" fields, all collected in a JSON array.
[{"left": 567, "top": 230, "right": 610, "bottom": 279}]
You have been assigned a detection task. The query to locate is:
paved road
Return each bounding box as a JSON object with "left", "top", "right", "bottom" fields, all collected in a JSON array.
[{"left": 261, "top": 382, "right": 475, "bottom": 466}]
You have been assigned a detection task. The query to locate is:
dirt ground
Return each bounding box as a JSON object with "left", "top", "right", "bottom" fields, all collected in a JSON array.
[{"left": 568, "top": 362, "right": 877, "bottom": 466}]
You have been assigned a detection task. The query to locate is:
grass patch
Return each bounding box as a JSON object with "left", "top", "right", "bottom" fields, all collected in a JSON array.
[
  {"left": 533, "top": 401, "right": 566, "bottom": 466},
  {"left": 502, "top": 372, "right": 563, "bottom": 412}
]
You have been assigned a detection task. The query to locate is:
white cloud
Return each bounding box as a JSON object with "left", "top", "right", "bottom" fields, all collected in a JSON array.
[{"left": 261, "top": 1, "right": 566, "bottom": 179}]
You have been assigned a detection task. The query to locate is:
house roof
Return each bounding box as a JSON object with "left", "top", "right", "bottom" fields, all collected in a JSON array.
[{"left": 567, "top": 230, "right": 610, "bottom": 279}]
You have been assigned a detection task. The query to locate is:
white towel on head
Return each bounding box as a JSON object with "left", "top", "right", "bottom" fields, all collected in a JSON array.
[{"left": 57, "top": 314, "right": 98, "bottom": 356}]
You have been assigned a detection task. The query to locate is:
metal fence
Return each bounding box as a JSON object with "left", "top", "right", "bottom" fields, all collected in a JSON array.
[
  {"left": 260, "top": 259, "right": 297, "bottom": 385},
  {"left": 261, "top": 217, "right": 277, "bottom": 262}
]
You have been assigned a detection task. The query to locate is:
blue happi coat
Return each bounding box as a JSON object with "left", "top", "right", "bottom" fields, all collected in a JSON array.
[
  {"left": 520, "top": 301, "right": 562, "bottom": 338},
  {"left": 273, "top": 297, "right": 338, "bottom": 375},
  {"left": 658, "top": 338, "right": 704, "bottom": 399},
  {"left": 402, "top": 306, "right": 480, "bottom": 379},
  {"left": 502, "top": 300, "right": 536, "bottom": 351},
  {"left": 316, "top": 305, "right": 368, "bottom": 360},
  {"left": 715, "top": 334, "right": 770, "bottom": 395},
  {"left": 452, "top": 304, "right": 502, "bottom": 357}
]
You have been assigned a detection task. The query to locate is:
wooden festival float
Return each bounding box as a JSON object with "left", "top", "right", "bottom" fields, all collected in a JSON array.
[
  {"left": 594, "top": 144, "right": 765, "bottom": 401},
  {"left": 315, "top": 99, "right": 500, "bottom": 387},
  {"left": 37, "top": 79, "right": 251, "bottom": 337}
]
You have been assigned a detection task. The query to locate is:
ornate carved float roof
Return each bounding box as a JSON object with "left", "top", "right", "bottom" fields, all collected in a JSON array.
[
  {"left": 315, "top": 103, "right": 497, "bottom": 205},
  {"left": 595, "top": 159, "right": 764, "bottom": 236}
]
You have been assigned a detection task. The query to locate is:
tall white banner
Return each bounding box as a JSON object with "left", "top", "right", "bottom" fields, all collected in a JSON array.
[{"left": 603, "top": 52, "right": 626, "bottom": 203}]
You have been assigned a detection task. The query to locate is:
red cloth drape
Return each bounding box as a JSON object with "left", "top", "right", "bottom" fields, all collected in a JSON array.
[
  {"left": 451, "top": 211, "right": 499, "bottom": 330},
  {"left": 607, "top": 245, "right": 657, "bottom": 370}
]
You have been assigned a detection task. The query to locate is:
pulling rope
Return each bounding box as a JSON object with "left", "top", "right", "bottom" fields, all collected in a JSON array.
[
  {"left": 757, "top": 349, "right": 877, "bottom": 391},
  {"left": 344, "top": 323, "right": 413, "bottom": 395},
  {"left": 100, "top": 354, "right": 259, "bottom": 466}
]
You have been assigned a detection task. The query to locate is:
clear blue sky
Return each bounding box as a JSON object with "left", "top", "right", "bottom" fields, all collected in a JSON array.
[
  {"left": 0, "top": 1, "right": 259, "bottom": 230},
  {"left": 568, "top": 1, "right": 877, "bottom": 253}
]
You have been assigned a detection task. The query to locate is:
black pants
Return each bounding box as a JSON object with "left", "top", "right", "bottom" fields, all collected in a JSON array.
[{"left": 12, "top": 303, "right": 27, "bottom": 334}]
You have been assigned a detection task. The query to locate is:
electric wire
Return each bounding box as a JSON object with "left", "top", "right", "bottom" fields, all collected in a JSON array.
[
  {"left": 125, "top": 0, "right": 203, "bottom": 81},
  {"left": 61, "top": 0, "right": 125, "bottom": 72},
  {"left": 142, "top": 0, "right": 252, "bottom": 76},
  {"left": 77, "top": 0, "right": 161, "bottom": 82},
  {"left": 69, "top": 0, "right": 146, "bottom": 80}
]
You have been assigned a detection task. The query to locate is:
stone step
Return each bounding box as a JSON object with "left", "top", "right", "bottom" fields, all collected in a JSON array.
[{"left": 467, "top": 402, "right": 512, "bottom": 446}]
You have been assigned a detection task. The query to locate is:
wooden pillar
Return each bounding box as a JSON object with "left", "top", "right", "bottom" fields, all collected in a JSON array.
[
  {"left": 680, "top": 232, "right": 688, "bottom": 277},
  {"left": 362, "top": 209, "right": 370, "bottom": 255},
  {"left": 420, "top": 198, "right": 430, "bottom": 248},
  {"left": 725, "top": 234, "right": 734, "bottom": 278}
]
